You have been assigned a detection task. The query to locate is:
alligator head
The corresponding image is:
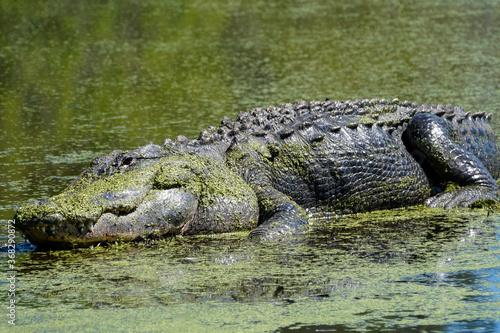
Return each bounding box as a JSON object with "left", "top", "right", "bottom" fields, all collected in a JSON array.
[{"left": 15, "top": 143, "right": 259, "bottom": 249}]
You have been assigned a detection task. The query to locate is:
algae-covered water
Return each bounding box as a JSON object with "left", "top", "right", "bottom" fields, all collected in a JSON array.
[
  {"left": 5, "top": 209, "right": 500, "bottom": 332},
  {"left": 1, "top": 0, "right": 500, "bottom": 331}
]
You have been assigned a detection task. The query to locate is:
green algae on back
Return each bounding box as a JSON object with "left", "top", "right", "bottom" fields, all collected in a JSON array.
[
  {"left": 153, "top": 153, "right": 259, "bottom": 234},
  {"left": 154, "top": 153, "right": 257, "bottom": 209}
]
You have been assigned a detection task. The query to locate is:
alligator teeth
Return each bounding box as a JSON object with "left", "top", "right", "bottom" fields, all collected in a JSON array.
[
  {"left": 78, "top": 222, "right": 85, "bottom": 233},
  {"left": 40, "top": 226, "right": 47, "bottom": 233},
  {"left": 487, "top": 113, "right": 492, "bottom": 121}
]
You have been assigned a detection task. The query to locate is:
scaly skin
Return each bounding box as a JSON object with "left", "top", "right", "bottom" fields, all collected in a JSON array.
[{"left": 14, "top": 99, "right": 500, "bottom": 248}]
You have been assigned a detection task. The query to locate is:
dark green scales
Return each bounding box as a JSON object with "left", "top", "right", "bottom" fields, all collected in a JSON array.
[{"left": 15, "top": 99, "right": 500, "bottom": 248}]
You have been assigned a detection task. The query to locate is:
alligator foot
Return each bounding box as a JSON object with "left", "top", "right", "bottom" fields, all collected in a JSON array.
[
  {"left": 426, "top": 186, "right": 497, "bottom": 208},
  {"left": 407, "top": 113, "right": 499, "bottom": 208},
  {"left": 248, "top": 186, "right": 309, "bottom": 240}
]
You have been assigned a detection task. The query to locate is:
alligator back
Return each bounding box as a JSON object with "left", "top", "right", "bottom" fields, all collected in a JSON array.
[
  {"left": 175, "top": 99, "right": 499, "bottom": 214},
  {"left": 179, "top": 99, "right": 500, "bottom": 179}
]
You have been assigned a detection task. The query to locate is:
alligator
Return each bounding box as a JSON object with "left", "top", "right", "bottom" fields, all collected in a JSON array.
[{"left": 14, "top": 99, "right": 500, "bottom": 249}]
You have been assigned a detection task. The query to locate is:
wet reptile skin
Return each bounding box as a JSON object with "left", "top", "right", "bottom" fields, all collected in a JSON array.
[{"left": 15, "top": 99, "right": 500, "bottom": 247}]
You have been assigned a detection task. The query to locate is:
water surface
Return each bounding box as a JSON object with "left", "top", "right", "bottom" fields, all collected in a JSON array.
[{"left": 1, "top": 0, "right": 499, "bottom": 331}]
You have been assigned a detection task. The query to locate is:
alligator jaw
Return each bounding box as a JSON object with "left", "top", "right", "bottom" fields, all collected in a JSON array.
[{"left": 16, "top": 188, "right": 199, "bottom": 249}]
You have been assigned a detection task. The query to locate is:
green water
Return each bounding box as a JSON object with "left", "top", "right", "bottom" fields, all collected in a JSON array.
[
  {"left": 1, "top": 0, "right": 499, "bottom": 331},
  {"left": 5, "top": 209, "right": 500, "bottom": 332}
]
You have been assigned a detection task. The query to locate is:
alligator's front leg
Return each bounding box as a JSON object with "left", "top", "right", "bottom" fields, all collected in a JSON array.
[
  {"left": 407, "top": 113, "right": 498, "bottom": 208},
  {"left": 227, "top": 142, "right": 309, "bottom": 240},
  {"left": 248, "top": 185, "right": 309, "bottom": 240}
]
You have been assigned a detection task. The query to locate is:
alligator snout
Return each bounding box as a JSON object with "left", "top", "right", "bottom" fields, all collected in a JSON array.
[{"left": 15, "top": 188, "right": 200, "bottom": 248}]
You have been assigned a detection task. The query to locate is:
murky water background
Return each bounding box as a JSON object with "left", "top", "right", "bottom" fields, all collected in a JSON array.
[{"left": 1, "top": 0, "right": 499, "bottom": 331}]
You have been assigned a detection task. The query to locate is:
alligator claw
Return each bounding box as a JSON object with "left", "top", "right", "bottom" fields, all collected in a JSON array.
[{"left": 426, "top": 187, "right": 497, "bottom": 208}]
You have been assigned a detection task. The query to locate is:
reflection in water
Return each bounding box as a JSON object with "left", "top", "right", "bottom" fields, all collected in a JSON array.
[{"left": 1, "top": 0, "right": 500, "bottom": 331}]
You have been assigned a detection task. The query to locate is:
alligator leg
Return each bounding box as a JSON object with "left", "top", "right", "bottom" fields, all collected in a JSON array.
[
  {"left": 228, "top": 143, "right": 309, "bottom": 240},
  {"left": 248, "top": 185, "right": 309, "bottom": 240},
  {"left": 407, "top": 113, "right": 498, "bottom": 208}
]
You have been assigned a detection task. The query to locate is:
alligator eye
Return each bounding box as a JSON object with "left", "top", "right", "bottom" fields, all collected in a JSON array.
[{"left": 120, "top": 157, "right": 135, "bottom": 168}]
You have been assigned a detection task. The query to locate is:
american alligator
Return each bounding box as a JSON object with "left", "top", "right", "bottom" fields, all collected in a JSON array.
[{"left": 15, "top": 99, "right": 500, "bottom": 248}]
